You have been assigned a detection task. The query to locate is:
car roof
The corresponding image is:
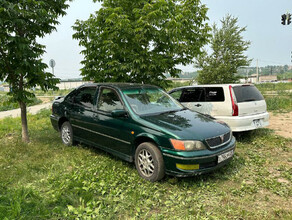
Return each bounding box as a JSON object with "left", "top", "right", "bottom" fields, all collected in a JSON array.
[
  {"left": 79, "top": 82, "right": 160, "bottom": 90},
  {"left": 169, "top": 83, "right": 254, "bottom": 91}
]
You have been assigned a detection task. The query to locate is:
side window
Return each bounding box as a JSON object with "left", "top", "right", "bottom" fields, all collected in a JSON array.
[
  {"left": 205, "top": 87, "right": 225, "bottom": 102},
  {"left": 180, "top": 88, "right": 205, "bottom": 102},
  {"left": 74, "top": 87, "right": 96, "bottom": 108},
  {"left": 65, "top": 91, "right": 76, "bottom": 103},
  {"left": 169, "top": 90, "right": 183, "bottom": 101},
  {"left": 97, "top": 88, "right": 123, "bottom": 112}
]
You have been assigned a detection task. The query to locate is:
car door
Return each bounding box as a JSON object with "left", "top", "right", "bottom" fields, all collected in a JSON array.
[
  {"left": 179, "top": 88, "right": 205, "bottom": 113},
  {"left": 90, "top": 87, "right": 134, "bottom": 159},
  {"left": 65, "top": 86, "right": 97, "bottom": 142}
]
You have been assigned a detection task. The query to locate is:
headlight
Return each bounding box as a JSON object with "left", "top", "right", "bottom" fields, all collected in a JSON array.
[{"left": 170, "top": 139, "right": 206, "bottom": 151}]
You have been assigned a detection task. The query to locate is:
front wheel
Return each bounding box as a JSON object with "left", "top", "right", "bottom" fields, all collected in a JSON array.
[
  {"left": 135, "top": 142, "right": 165, "bottom": 182},
  {"left": 60, "top": 121, "right": 74, "bottom": 146}
]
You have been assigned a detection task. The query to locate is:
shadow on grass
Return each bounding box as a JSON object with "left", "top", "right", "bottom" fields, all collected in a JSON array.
[
  {"left": 234, "top": 128, "right": 273, "bottom": 144},
  {"left": 72, "top": 140, "right": 245, "bottom": 187}
]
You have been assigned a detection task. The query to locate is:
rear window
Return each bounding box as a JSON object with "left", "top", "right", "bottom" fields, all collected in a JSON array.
[{"left": 233, "top": 85, "right": 264, "bottom": 103}]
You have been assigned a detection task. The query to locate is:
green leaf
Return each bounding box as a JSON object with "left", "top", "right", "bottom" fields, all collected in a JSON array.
[{"left": 73, "top": 0, "right": 210, "bottom": 88}]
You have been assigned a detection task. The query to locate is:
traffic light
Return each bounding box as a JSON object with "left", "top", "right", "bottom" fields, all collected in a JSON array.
[
  {"left": 288, "top": 13, "right": 291, "bottom": 25},
  {"left": 281, "top": 14, "right": 287, "bottom": 25}
]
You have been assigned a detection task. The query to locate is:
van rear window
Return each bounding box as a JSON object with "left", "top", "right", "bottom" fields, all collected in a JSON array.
[{"left": 233, "top": 85, "right": 264, "bottom": 103}]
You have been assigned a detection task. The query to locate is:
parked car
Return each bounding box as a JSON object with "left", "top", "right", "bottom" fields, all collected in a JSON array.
[
  {"left": 50, "top": 83, "right": 236, "bottom": 182},
  {"left": 168, "top": 84, "right": 269, "bottom": 132}
]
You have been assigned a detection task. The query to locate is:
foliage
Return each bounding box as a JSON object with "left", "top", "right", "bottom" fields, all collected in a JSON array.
[
  {"left": 0, "top": 110, "right": 291, "bottom": 219},
  {"left": 166, "top": 81, "right": 192, "bottom": 91},
  {"left": 256, "top": 82, "right": 292, "bottom": 92},
  {"left": 255, "top": 82, "right": 292, "bottom": 112},
  {"left": 32, "top": 88, "right": 73, "bottom": 97},
  {"left": 278, "top": 72, "right": 292, "bottom": 80},
  {"left": 0, "top": 0, "right": 70, "bottom": 141},
  {"left": 265, "top": 96, "right": 292, "bottom": 112},
  {"left": 0, "top": 95, "right": 42, "bottom": 111},
  {"left": 73, "top": 0, "right": 210, "bottom": 88},
  {"left": 196, "top": 15, "right": 251, "bottom": 84},
  {"left": 237, "top": 65, "right": 292, "bottom": 77}
]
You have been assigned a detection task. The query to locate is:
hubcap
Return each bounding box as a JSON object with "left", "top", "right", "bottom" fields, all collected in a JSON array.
[
  {"left": 62, "top": 126, "right": 71, "bottom": 144},
  {"left": 138, "top": 149, "right": 154, "bottom": 177}
]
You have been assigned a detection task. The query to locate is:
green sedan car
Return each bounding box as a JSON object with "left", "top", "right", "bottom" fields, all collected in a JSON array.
[{"left": 50, "top": 83, "right": 236, "bottom": 182}]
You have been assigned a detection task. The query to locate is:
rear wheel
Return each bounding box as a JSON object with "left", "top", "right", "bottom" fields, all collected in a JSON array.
[
  {"left": 135, "top": 142, "right": 165, "bottom": 182},
  {"left": 60, "top": 121, "right": 74, "bottom": 146}
]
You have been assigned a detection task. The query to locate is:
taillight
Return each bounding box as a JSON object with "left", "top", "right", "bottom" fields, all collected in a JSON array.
[{"left": 229, "top": 85, "right": 238, "bottom": 116}]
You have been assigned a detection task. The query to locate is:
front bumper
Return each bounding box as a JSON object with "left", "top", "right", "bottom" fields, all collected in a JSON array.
[{"left": 161, "top": 137, "right": 236, "bottom": 177}]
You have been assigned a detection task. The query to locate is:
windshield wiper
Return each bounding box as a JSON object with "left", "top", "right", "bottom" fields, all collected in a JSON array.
[{"left": 159, "top": 108, "right": 187, "bottom": 115}]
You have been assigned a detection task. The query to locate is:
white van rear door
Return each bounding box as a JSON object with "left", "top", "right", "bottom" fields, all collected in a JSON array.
[{"left": 233, "top": 85, "right": 267, "bottom": 116}]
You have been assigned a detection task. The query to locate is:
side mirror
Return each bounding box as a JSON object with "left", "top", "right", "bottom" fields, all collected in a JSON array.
[{"left": 111, "top": 109, "right": 127, "bottom": 118}]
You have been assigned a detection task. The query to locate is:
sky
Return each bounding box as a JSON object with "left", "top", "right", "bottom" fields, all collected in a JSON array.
[{"left": 38, "top": 0, "right": 292, "bottom": 79}]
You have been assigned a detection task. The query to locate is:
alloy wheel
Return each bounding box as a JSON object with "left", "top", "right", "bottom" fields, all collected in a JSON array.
[
  {"left": 137, "top": 149, "right": 155, "bottom": 177},
  {"left": 61, "top": 125, "right": 71, "bottom": 145}
]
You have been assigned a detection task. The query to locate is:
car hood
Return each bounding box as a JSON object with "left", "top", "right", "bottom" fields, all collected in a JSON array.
[{"left": 141, "top": 109, "right": 230, "bottom": 140}]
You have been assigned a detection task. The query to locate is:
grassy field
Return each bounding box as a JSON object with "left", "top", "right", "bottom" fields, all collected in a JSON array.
[
  {"left": 0, "top": 95, "right": 42, "bottom": 111},
  {"left": 0, "top": 109, "right": 291, "bottom": 219},
  {"left": 256, "top": 82, "right": 292, "bottom": 93},
  {"left": 0, "top": 89, "right": 73, "bottom": 112},
  {"left": 32, "top": 89, "right": 73, "bottom": 96},
  {"left": 255, "top": 83, "right": 292, "bottom": 113}
]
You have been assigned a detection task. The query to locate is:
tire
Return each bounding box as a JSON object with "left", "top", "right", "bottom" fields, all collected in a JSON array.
[
  {"left": 135, "top": 142, "right": 165, "bottom": 182},
  {"left": 60, "top": 121, "right": 74, "bottom": 146}
]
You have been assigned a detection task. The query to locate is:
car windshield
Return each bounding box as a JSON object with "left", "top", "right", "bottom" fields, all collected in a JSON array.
[{"left": 122, "top": 87, "right": 184, "bottom": 115}]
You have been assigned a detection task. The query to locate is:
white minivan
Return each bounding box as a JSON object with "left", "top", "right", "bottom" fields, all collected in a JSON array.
[{"left": 168, "top": 84, "right": 269, "bottom": 132}]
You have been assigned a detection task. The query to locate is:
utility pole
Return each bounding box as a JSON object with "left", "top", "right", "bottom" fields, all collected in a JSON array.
[{"left": 256, "top": 59, "right": 259, "bottom": 83}]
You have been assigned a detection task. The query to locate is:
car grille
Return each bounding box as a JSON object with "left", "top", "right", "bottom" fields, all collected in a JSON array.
[{"left": 205, "top": 132, "right": 231, "bottom": 149}]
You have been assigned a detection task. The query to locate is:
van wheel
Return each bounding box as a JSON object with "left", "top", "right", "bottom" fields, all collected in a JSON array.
[
  {"left": 135, "top": 142, "right": 165, "bottom": 182},
  {"left": 60, "top": 121, "right": 74, "bottom": 146}
]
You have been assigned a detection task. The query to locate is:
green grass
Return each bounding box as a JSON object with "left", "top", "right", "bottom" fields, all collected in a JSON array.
[
  {"left": 256, "top": 82, "right": 292, "bottom": 93},
  {"left": 256, "top": 83, "right": 292, "bottom": 112},
  {"left": 0, "top": 110, "right": 291, "bottom": 219},
  {"left": 0, "top": 95, "right": 42, "bottom": 111},
  {"left": 265, "top": 95, "right": 292, "bottom": 112}
]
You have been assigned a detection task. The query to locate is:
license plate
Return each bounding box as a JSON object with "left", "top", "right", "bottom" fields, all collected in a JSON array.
[
  {"left": 218, "top": 150, "right": 234, "bottom": 163},
  {"left": 253, "top": 119, "right": 262, "bottom": 128}
]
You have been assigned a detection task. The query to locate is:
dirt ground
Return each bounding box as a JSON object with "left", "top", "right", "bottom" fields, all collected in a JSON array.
[
  {"left": 37, "top": 96, "right": 54, "bottom": 103},
  {"left": 268, "top": 112, "right": 292, "bottom": 139}
]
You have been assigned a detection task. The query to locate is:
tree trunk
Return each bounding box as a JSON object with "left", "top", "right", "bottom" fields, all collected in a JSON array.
[{"left": 19, "top": 101, "right": 30, "bottom": 143}]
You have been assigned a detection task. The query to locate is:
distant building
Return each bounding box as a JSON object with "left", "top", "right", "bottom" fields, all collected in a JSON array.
[
  {"left": 259, "top": 75, "right": 277, "bottom": 82},
  {"left": 56, "top": 80, "right": 92, "bottom": 90},
  {"left": 0, "top": 84, "right": 10, "bottom": 92},
  {"left": 239, "top": 74, "right": 257, "bottom": 84}
]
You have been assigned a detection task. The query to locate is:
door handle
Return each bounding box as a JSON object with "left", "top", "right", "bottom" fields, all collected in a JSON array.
[
  {"left": 93, "top": 114, "right": 99, "bottom": 120},
  {"left": 194, "top": 104, "right": 201, "bottom": 107}
]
